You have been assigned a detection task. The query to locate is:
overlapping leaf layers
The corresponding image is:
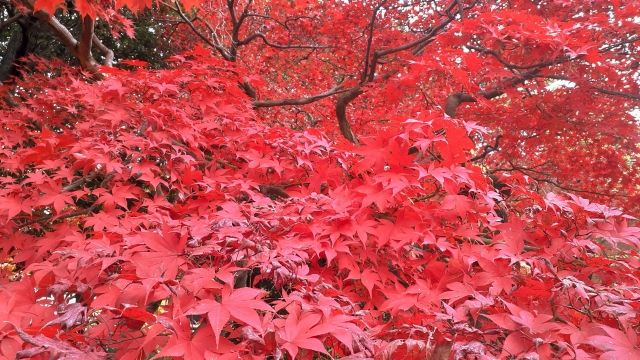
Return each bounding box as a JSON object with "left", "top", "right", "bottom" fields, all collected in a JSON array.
[
  {"left": 5, "top": 0, "right": 639, "bottom": 215},
  {"left": 1, "top": 49, "right": 639, "bottom": 359},
  {"left": 162, "top": 0, "right": 640, "bottom": 216}
]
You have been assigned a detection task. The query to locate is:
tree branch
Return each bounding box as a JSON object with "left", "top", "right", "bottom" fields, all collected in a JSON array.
[
  {"left": 470, "top": 135, "right": 502, "bottom": 162},
  {"left": 173, "top": 1, "right": 232, "bottom": 60},
  {"left": 465, "top": 44, "right": 570, "bottom": 70},
  {"left": 361, "top": 1, "right": 386, "bottom": 83},
  {"left": 444, "top": 92, "right": 477, "bottom": 117},
  {"left": 92, "top": 34, "right": 114, "bottom": 66},
  {"left": 445, "top": 45, "right": 579, "bottom": 117},
  {"left": 491, "top": 164, "right": 620, "bottom": 198},
  {"left": 0, "top": 13, "right": 21, "bottom": 32},
  {"left": 593, "top": 87, "right": 640, "bottom": 101},
  {"left": 35, "top": 11, "right": 78, "bottom": 53},
  {"left": 15, "top": 203, "right": 99, "bottom": 229},
  {"left": 335, "top": 87, "right": 363, "bottom": 144},
  {"left": 537, "top": 74, "right": 640, "bottom": 101},
  {"left": 62, "top": 172, "right": 98, "bottom": 192},
  {"left": 227, "top": 0, "right": 239, "bottom": 30},
  {"left": 600, "top": 35, "right": 639, "bottom": 52},
  {"left": 444, "top": 69, "right": 541, "bottom": 116},
  {"left": 237, "top": 32, "right": 331, "bottom": 50},
  {"left": 244, "top": 14, "right": 316, "bottom": 31},
  {"left": 77, "top": 15, "right": 97, "bottom": 70},
  {"left": 227, "top": 0, "right": 243, "bottom": 45},
  {"left": 367, "top": 0, "right": 466, "bottom": 81},
  {"left": 328, "top": 0, "right": 475, "bottom": 143},
  {"left": 34, "top": 12, "right": 106, "bottom": 72},
  {"left": 241, "top": 80, "right": 257, "bottom": 99},
  {"left": 236, "top": 0, "right": 253, "bottom": 29},
  {"left": 252, "top": 85, "right": 348, "bottom": 107}
]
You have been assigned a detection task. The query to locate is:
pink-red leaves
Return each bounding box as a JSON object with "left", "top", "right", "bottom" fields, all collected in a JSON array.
[
  {"left": 360, "top": 269, "right": 380, "bottom": 298},
  {"left": 276, "top": 306, "right": 331, "bottom": 359},
  {"left": 586, "top": 326, "right": 640, "bottom": 360},
  {"left": 0, "top": 195, "right": 30, "bottom": 222},
  {"left": 43, "top": 303, "right": 87, "bottom": 330},
  {"left": 97, "top": 185, "right": 139, "bottom": 209},
  {"left": 14, "top": 326, "right": 104, "bottom": 359},
  {"left": 32, "top": 0, "right": 64, "bottom": 15},
  {"left": 186, "top": 287, "right": 271, "bottom": 344},
  {"left": 1, "top": 21, "right": 640, "bottom": 359}
]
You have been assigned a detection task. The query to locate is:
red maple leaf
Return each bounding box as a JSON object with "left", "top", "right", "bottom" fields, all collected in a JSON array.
[
  {"left": 275, "top": 306, "right": 331, "bottom": 359},
  {"left": 185, "top": 287, "right": 271, "bottom": 344},
  {"left": 586, "top": 326, "right": 640, "bottom": 360}
]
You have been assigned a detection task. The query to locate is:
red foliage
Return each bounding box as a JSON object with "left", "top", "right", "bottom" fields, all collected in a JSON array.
[
  {"left": 0, "top": 49, "right": 638, "bottom": 359},
  {"left": 1, "top": 0, "right": 640, "bottom": 359}
]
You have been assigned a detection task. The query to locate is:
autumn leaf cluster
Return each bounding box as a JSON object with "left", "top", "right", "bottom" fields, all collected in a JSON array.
[
  {"left": 0, "top": 49, "right": 638, "bottom": 359},
  {"left": 1, "top": 0, "right": 640, "bottom": 358}
]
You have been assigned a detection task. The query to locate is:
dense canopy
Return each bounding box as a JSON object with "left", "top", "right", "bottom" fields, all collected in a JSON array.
[{"left": 0, "top": 0, "right": 639, "bottom": 359}]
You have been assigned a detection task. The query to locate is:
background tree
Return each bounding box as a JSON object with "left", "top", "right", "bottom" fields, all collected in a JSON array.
[{"left": 162, "top": 0, "right": 640, "bottom": 212}]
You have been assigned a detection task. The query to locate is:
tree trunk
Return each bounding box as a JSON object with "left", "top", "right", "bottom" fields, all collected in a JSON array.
[{"left": 0, "top": 20, "right": 30, "bottom": 82}]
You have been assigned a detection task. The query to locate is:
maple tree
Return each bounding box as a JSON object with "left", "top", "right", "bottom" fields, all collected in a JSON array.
[{"left": 1, "top": 0, "right": 640, "bottom": 359}]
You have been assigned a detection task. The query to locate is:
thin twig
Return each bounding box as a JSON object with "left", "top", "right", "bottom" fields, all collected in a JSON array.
[
  {"left": 172, "top": 0, "right": 232, "bottom": 60},
  {"left": 593, "top": 87, "right": 640, "bottom": 101},
  {"left": 470, "top": 135, "right": 502, "bottom": 162}
]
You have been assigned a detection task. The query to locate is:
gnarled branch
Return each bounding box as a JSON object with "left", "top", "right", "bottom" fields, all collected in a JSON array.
[
  {"left": 333, "top": 0, "right": 473, "bottom": 144},
  {"left": 335, "top": 87, "right": 363, "bottom": 144},
  {"left": 237, "top": 32, "right": 331, "bottom": 50},
  {"left": 444, "top": 69, "right": 541, "bottom": 117},
  {"left": 35, "top": 11, "right": 78, "bottom": 52},
  {"left": 444, "top": 92, "right": 477, "bottom": 117},
  {"left": 600, "top": 35, "right": 639, "bottom": 52},
  {"left": 34, "top": 11, "right": 112, "bottom": 72}
]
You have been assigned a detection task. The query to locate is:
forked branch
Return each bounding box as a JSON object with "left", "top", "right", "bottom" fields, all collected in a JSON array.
[
  {"left": 333, "top": 0, "right": 475, "bottom": 144},
  {"left": 444, "top": 69, "right": 541, "bottom": 116},
  {"left": 470, "top": 135, "right": 502, "bottom": 162},
  {"left": 34, "top": 11, "right": 112, "bottom": 71}
]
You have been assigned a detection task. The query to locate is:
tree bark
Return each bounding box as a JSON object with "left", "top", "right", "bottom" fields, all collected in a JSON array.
[
  {"left": 0, "top": 24, "right": 25, "bottom": 81},
  {"left": 335, "top": 87, "right": 362, "bottom": 144}
]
